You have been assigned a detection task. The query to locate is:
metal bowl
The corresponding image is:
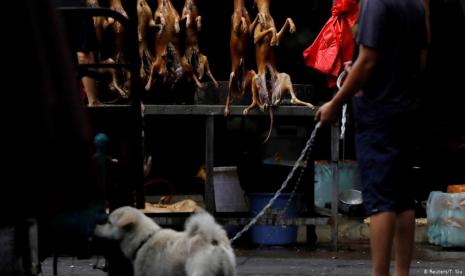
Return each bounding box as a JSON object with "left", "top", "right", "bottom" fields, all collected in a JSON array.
[{"left": 338, "top": 189, "right": 365, "bottom": 216}]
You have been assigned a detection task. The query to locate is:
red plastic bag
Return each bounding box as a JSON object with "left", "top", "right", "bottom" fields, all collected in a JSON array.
[
  {"left": 303, "top": 18, "right": 340, "bottom": 76},
  {"left": 303, "top": 0, "right": 359, "bottom": 87}
]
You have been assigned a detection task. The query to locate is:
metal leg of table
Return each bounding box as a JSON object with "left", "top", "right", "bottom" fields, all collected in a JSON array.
[
  {"left": 331, "top": 124, "right": 340, "bottom": 251},
  {"left": 205, "top": 115, "right": 216, "bottom": 213}
]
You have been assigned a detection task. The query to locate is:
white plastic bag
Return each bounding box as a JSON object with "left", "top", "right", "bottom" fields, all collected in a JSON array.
[{"left": 426, "top": 191, "right": 465, "bottom": 247}]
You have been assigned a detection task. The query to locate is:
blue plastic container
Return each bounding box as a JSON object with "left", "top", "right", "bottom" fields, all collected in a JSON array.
[{"left": 248, "top": 193, "right": 300, "bottom": 245}]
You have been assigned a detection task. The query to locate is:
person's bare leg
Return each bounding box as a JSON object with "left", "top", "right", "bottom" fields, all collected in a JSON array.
[
  {"left": 393, "top": 209, "right": 415, "bottom": 276},
  {"left": 77, "top": 52, "right": 102, "bottom": 106},
  {"left": 370, "top": 211, "right": 396, "bottom": 276}
]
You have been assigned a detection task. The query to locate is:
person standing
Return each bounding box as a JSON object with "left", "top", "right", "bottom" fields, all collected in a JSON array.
[{"left": 315, "top": 0, "right": 428, "bottom": 275}]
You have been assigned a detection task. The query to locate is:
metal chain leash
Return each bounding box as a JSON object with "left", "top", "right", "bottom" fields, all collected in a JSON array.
[
  {"left": 230, "top": 122, "right": 322, "bottom": 242},
  {"left": 337, "top": 69, "right": 348, "bottom": 140},
  {"left": 248, "top": 134, "right": 313, "bottom": 246},
  {"left": 340, "top": 103, "right": 347, "bottom": 140},
  {"left": 253, "top": 120, "right": 322, "bottom": 245}
]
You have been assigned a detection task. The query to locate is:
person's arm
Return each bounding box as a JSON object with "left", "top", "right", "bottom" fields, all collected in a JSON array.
[{"left": 315, "top": 44, "right": 378, "bottom": 125}]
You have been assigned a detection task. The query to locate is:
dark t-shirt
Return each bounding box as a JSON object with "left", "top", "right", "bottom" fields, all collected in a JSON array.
[{"left": 353, "top": 0, "right": 427, "bottom": 129}]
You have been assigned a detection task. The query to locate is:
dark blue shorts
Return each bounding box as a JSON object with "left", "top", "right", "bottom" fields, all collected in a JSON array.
[{"left": 355, "top": 123, "right": 416, "bottom": 216}]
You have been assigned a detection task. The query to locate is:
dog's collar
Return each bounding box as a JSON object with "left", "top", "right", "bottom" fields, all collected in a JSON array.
[{"left": 131, "top": 231, "right": 156, "bottom": 260}]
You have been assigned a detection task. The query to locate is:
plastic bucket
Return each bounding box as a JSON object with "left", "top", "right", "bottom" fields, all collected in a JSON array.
[
  {"left": 213, "top": 166, "right": 248, "bottom": 212},
  {"left": 248, "top": 193, "right": 300, "bottom": 245}
]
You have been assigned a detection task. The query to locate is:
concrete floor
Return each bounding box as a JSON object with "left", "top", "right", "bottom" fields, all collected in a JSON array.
[{"left": 39, "top": 242, "right": 465, "bottom": 276}]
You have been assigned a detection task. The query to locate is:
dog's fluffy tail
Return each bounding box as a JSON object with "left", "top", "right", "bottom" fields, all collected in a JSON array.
[
  {"left": 185, "top": 212, "right": 236, "bottom": 276},
  {"left": 185, "top": 212, "right": 230, "bottom": 245}
]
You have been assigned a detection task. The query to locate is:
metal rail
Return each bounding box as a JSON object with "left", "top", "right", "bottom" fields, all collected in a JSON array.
[
  {"left": 144, "top": 105, "right": 316, "bottom": 116},
  {"left": 145, "top": 215, "right": 329, "bottom": 227}
]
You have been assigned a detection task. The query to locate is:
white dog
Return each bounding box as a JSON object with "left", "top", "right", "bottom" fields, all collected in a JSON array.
[{"left": 94, "top": 206, "right": 236, "bottom": 276}]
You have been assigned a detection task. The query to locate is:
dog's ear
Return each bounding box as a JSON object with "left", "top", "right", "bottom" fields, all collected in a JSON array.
[{"left": 114, "top": 211, "right": 135, "bottom": 230}]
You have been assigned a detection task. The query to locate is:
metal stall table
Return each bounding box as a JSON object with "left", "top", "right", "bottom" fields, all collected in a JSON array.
[{"left": 143, "top": 104, "right": 340, "bottom": 249}]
